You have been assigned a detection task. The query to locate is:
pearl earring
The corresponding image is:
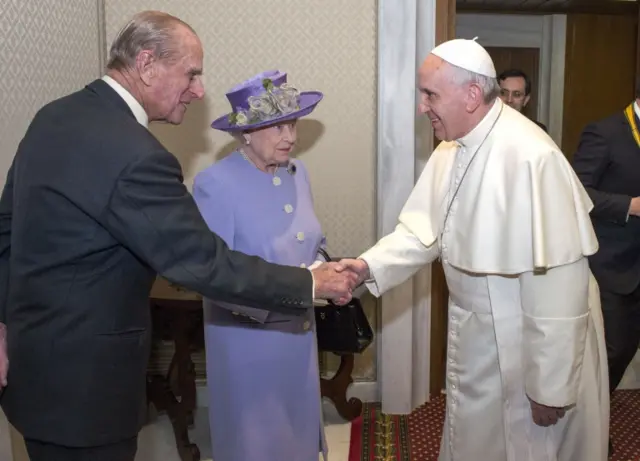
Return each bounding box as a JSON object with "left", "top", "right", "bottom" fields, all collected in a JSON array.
[{"left": 244, "top": 137, "right": 250, "bottom": 145}]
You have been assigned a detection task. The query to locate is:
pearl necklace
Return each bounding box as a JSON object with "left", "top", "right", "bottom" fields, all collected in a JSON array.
[
  {"left": 239, "top": 149, "right": 279, "bottom": 176},
  {"left": 238, "top": 149, "right": 296, "bottom": 177}
]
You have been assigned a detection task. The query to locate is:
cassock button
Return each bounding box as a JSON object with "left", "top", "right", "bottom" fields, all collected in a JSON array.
[
  {"left": 303, "top": 321, "right": 310, "bottom": 330},
  {"left": 296, "top": 232, "right": 305, "bottom": 242},
  {"left": 284, "top": 204, "right": 294, "bottom": 213},
  {"left": 300, "top": 263, "right": 307, "bottom": 268},
  {"left": 273, "top": 176, "right": 282, "bottom": 186}
]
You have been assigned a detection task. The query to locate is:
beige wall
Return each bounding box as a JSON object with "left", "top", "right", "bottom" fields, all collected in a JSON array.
[
  {"left": 105, "top": 1, "right": 379, "bottom": 380},
  {"left": 0, "top": 0, "right": 102, "bottom": 188}
]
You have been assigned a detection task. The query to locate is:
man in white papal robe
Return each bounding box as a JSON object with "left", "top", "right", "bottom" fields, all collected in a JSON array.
[{"left": 339, "top": 39, "right": 609, "bottom": 461}]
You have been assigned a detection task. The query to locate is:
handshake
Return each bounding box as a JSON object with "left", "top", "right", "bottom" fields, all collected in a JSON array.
[{"left": 311, "top": 258, "right": 370, "bottom": 305}]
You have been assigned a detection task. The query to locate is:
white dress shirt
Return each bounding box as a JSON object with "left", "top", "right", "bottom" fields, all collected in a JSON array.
[{"left": 101, "top": 75, "right": 148, "bottom": 128}]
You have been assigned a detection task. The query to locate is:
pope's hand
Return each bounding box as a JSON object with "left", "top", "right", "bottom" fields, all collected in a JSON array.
[
  {"left": 311, "top": 262, "right": 358, "bottom": 305},
  {"left": 336, "top": 258, "right": 370, "bottom": 286},
  {"left": 0, "top": 322, "right": 8, "bottom": 388},
  {"left": 529, "top": 398, "right": 567, "bottom": 427}
]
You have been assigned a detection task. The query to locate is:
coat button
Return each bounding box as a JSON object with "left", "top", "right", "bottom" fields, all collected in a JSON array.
[
  {"left": 296, "top": 232, "right": 305, "bottom": 241},
  {"left": 303, "top": 321, "right": 310, "bottom": 330},
  {"left": 272, "top": 176, "right": 282, "bottom": 186},
  {"left": 284, "top": 204, "right": 293, "bottom": 213}
]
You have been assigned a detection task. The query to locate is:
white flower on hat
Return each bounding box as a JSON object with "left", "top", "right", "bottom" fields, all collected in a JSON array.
[
  {"left": 234, "top": 112, "right": 248, "bottom": 126},
  {"left": 248, "top": 96, "right": 279, "bottom": 118},
  {"left": 272, "top": 84, "right": 300, "bottom": 114}
]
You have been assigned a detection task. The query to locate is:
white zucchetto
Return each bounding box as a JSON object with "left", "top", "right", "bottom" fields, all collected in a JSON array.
[{"left": 431, "top": 37, "right": 497, "bottom": 78}]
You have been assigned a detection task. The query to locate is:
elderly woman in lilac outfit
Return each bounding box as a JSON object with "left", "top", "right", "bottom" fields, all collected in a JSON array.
[{"left": 192, "top": 71, "right": 328, "bottom": 461}]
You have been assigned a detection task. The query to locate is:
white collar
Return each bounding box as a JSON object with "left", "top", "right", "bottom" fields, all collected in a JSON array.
[
  {"left": 634, "top": 100, "right": 640, "bottom": 121},
  {"left": 457, "top": 98, "right": 502, "bottom": 148},
  {"left": 101, "top": 75, "right": 149, "bottom": 128}
]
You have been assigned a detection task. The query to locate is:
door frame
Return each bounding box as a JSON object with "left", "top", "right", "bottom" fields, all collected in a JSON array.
[
  {"left": 456, "top": 13, "right": 567, "bottom": 147},
  {"left": 429, "top": 0, "right": 456, "bottom": 396}
]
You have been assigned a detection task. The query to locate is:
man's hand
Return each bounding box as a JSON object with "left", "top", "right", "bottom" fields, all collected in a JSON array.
[
  {"left": 311, "top": 262, "right": 358, "bottom": 305},
  {"left": 336, "top": 258, "right": 370, "bottom": 286},
  {"left": 529, "top": 398, "right": 567, "bottom": 427},
  {"left": 629, "top": 197, "right": 640, "bottom": 217},
  {"left": 0, "top": 322, "right": 8, "bottom": 388}
]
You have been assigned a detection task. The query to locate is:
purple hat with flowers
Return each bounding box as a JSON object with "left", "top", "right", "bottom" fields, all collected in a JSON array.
[{"left": 211, "top": 70, "right": 323, "bottom": 132}]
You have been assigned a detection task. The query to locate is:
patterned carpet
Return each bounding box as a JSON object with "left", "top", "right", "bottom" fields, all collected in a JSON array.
[{"left": 349, "top": 390, "right": 640, "bottom": 461}]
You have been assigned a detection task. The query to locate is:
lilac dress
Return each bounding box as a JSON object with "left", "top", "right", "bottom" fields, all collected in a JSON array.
[{"left": 192, "top": 151, "right": 327, "bottom": 461}]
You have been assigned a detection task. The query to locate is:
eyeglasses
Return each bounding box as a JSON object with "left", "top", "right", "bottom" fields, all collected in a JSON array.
[{"left": 500, "top": 89, "right": 525, "bottom": 99}]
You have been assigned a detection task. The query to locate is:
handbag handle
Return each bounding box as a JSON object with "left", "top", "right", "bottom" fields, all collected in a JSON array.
[{"left": 317, "top": 247, "right": 331, "bottom": 262}]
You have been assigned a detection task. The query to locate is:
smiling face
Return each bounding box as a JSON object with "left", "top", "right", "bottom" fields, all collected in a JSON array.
[
  {"left": 141, "top": 25, "right": 205, "bottom": 124},
  {"left": 417, "top": 54, "right": 491, "bottom": 142},
  {"left": 243, "top": 121, "right": 298, "bottom": 168},
  {"left": 418, "top": 55, "right": 472, "bottom": 141}
]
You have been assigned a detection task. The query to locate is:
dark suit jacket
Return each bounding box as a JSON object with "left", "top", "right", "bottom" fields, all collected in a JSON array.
[
  {"left": 571, "top": 107, "right": 640, "bottom": 294},
  {"left": 0, "top": 80, "right": 313, "bottom": 447},
  {"left": 533, "top": 120, "right": 548, "bottom": 132}
]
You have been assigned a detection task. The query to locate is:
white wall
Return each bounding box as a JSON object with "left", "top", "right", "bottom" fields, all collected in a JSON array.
[
  {"left": 0, "top": 0, "right": 103, "bottom": 188},
  {"left": 456, "top": 13, "right": 567, "bottom": 147}
]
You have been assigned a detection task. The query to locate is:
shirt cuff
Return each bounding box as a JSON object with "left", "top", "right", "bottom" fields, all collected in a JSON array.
[{"left": 308, "top": 264, "right": 320, "bottom": 301}]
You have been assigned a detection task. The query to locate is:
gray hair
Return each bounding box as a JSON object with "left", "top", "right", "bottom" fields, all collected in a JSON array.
[
  {"left": 106, "top": 11, "right": 196, "bottom": 71},
  {"left": 447, "top": 63, "right": 501, "bottom": 104}
]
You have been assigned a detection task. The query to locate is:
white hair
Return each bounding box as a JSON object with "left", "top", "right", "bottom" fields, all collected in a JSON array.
[
  {"left": 107, "top": 11, "right": 195, "bottom": 71},
  {"left": 447, "top": 63, "right": 501, "bottom": 103}
]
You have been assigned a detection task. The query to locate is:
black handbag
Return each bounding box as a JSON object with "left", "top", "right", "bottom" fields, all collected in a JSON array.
[{"left": 314, "top": 248, "right": 374, "bottom": 354}]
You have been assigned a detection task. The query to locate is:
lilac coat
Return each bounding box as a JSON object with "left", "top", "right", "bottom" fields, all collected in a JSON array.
[{"left": 192, "top": 151, "right": 327, "bottom": 461}]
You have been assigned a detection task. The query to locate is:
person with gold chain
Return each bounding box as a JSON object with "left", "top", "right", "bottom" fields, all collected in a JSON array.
[{"left": 572, "top": 80, "right": 640, "bottom": 457}]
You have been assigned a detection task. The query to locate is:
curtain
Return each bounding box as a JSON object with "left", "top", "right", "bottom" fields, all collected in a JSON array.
[{"left": 376, "top": 0, "right": 437, "bottom": 414}]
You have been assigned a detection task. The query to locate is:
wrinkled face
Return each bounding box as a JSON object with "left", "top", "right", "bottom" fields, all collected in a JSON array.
[
  {"left": 245, "top": 121, "right": 298, "bottom": 166},
  {"left": 143, "top": 26, "right": 205, "bottom": 124},
  {"left": 499, "top": 76, "right": 529, "bottom": 112},
  {"left": 418, "top": 55, "right": 479, "bottom": 141}
]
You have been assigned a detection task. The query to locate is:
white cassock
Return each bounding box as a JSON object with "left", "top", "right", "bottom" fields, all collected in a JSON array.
[{"left": 360, "top": 99, "right": 609, "bottom": 461}]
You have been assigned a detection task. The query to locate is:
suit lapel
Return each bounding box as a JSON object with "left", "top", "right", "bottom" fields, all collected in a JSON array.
[{"left": 85, "top": 79, "right": 138, "bottom": 122}]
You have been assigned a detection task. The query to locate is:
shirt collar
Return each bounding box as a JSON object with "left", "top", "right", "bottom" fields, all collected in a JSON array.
[
  {"left": 101, "top": 75, "right": 149, "bottom": 128},
  {"left": 457, "top": 98, "right": 503, "bottom": 148},
  {"left": 634, "top": 100, "right": 640, "bottom": 121}
]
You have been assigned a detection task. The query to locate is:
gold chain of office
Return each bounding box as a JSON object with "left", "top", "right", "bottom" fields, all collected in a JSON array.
[{"left": 624, "top": 103, "right": 640, "bottom": 147}]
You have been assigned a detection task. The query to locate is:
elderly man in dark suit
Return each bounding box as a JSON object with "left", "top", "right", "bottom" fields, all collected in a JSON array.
[
  {"left": 572, "top": 79, "right": 640, "bottom": 456},
  {"left": 0, "top": 10, "right": 355, "bottom": 461}
]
